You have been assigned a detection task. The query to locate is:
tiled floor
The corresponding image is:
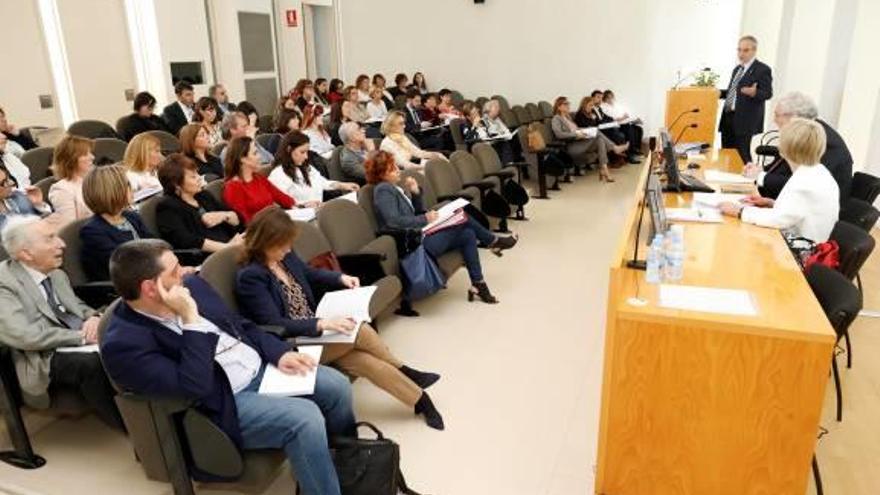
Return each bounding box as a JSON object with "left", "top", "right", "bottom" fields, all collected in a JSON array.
[{"left": 1, "top": 163, "right": 877, "bottom": 494}]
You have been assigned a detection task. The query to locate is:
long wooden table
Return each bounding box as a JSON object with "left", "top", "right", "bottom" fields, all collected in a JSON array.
[{"left": 595, "top": 149, "right": 835, "bottom": 495}]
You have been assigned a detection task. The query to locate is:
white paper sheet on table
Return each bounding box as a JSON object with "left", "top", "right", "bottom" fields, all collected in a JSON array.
[
  {"left": 658, "top": 285, "right": 758, "bottom": 316},
  {"left": 287, "top": 208, "right": 316, "bottom": 222},
  {"left": 703, "top": 170, "right": 753, "bottom": 184},
  {"left": 259, "top": 346, "right": 323, "bottom": 397},
  {"left": 296, "top": 286, "right": 376, "bottom": 345},
  {"left": 55, "top": 344, "right": 99, "bottom": 353},
  {"left": 665, "top": 208, "right": 723, "bottom": 223},
  {"left": 692, "top": 193, "right": 748, "bottom": 208}
]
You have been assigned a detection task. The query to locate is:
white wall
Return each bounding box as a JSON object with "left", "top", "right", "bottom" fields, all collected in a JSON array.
[
  {"left": 57, "top": 0, "right": 137, "bottom": 124},
  {"left": 153, "top": 0, "right": 214, "bottom": 104},
  {"left": 337, "top": 0, "right": 741, "bottom": 133},
  {"left": 0, "top": 0, "right": 61, "bottom": 127}
]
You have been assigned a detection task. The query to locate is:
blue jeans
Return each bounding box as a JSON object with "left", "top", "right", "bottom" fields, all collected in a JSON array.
[
  {"left": 235, "top": 365, "right": 355, "bottom": 495},
  {"left": 423, "top": 216, "right": 495, "bottom": 283}
]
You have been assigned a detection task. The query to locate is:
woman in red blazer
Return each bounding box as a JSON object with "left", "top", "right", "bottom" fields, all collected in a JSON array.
[{"left": 222, "top": 136, "right": 295, "bottom": 223}]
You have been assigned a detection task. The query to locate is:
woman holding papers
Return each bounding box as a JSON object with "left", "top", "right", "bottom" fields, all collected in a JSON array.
[
  {"left": 575, "top": 96, "right": 635, "bottom": 164},
  {"left": 551, "top": 97, "right": 618, "bottom": 182},
  {"left": 235, "top": 206, "right": 445, "bottom": 430},
  {"left": 156, "top": 154, "right": 243, "bottom": 253},
  {"left": 367, "top": 150, "right": 517, "bottom": 304},
  {"left": 379, "top": 111, "right": 446, "bottom": 171},
  {"left": 301, "top": 105, "right": 336, "bottom": 159},
  {"left": 718, "top": 118, "right": 839, "bottom": 242},
  {"left": 482, "top": 99, "right": 519, "bottom": 163},
  {"left": 223, "top": 136, "right": 296, "bottom": 224},
  {"left": 268, "top": 131, "right": 359, "bottom": 207}
]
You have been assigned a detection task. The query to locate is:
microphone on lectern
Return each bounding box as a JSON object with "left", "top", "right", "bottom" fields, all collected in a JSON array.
[
  {"left": 673, "top": 123, "right": 698, "bottom": 146},
  {"left": 668, "top": 108, "right": 699, "bottom": 136}
]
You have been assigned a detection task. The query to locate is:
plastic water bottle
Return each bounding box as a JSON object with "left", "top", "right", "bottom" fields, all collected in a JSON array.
[
  {"left": 646, "top": 234, "right": 664, "bottom": 284},
  {"left": 664, "top": 226, "right": 685, "bottom": 282}
]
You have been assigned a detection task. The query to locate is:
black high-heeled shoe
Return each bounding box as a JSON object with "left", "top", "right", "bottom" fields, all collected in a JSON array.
[
  {"left": 414, "top": 392, "right": 444, "bottom": 430},
  {"left": 489, "top": 234, "right": 518, "bottom": 257},
  {"left": 467, "top": 281, "right": 498, "bottom": 304}
]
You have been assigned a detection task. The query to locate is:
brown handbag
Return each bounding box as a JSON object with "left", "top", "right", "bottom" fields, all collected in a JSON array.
[{"left": 527, "top": 123, "right": 546, "bottom": 152}]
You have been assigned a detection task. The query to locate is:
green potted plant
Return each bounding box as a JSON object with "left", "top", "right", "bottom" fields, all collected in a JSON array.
[{"left": 693, "top": 69, "right": 720, "bottom": 87}]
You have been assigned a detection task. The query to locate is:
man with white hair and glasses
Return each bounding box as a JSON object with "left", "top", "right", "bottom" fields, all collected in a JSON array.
[{"left": 744, "top": 91, "right": 853, "bottom": 202}]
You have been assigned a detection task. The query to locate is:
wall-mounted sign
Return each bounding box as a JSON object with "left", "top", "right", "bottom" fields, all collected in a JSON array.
[{"left": 285, "top": 9, "right": 298, "bottom": 27}]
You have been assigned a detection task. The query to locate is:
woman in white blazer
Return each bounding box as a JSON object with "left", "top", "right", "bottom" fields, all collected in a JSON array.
[{"left": 719, "top": 118, "right": 839, "bottom": 242}]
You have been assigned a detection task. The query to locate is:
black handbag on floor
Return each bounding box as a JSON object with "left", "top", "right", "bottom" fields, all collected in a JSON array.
[{"left": 331, "top": 422, "right": 423, "bottom": 495}]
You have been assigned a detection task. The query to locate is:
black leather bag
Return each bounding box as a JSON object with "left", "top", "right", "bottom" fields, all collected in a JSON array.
[
  {"left": 481, "top": 189, "right": 511, "bottom": 218},
  {"left": 331, "top": 422, "right": 422, "bottom": 495},
  {"left": 501, "top": 179, "right": 530, "bottom": 206}
]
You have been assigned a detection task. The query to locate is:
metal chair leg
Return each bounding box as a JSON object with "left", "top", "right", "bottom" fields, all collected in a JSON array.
[
  {"left": 844, "top": 330, "right": 852, "bottom": 369},
  {"left": 0, "top": 356, "right": 46, "bottom": 469},
  {"left": 831, "top": 356, "right": 842, "bottom": 422},
  {"left": 812, "top": 454, "right": 823, "bottom": 495}
]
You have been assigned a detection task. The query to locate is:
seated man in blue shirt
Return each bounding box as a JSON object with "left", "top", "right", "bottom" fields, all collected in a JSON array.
[{"left": 100, "top": 239, "right": 354, "bottom": 495}]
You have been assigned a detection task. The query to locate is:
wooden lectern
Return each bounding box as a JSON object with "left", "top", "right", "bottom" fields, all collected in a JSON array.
[{"left": 665, "top": 87, "right": 720, "bottom": 147}]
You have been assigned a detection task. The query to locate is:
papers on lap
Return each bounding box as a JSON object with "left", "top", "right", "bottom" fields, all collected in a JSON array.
[
  {"left": 55, "top": 344, "right": 99, "bottom": 353},
  {"left": 259, "top": 346, "right": 324, "bottom": 397},
  {"left": 578, "top": 127, "right": 599, "bottom": 138},
  {"left": 287, "top": 208, "right": 317, "bottom": 222},
  {"left": 339, "top": 191, "right": 358, "bottom": 204},
  {"left": 665, "top": 208, "right": 723, "bottom": 223},
  {"left": 658, "top": 285, "right": 758, "bottom": 316},
  {"left": 598, "top": 122, "right": 620, "bottom": 130},
  {"left": 295, "top": 286, "right": 377, "bottom": 345},
  {"left": 422, "top": 197, "right": 470, "bottom": 234}
]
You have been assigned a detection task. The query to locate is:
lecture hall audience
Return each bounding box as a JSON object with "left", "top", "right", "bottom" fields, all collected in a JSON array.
[
  {"left": 367, "top": 150, "right": 517, "bottom": 303},
  {"left": 48, "top": 135, "right": 95, "bottom": 227},
  {"left": 156, "top": 153, "right": 243, "bottom": 253},
  {"left": 219, "top": 111, "right": 274, "bottom": 165},
  {"left": 379, "top": 111, "right": 445, "bottom": 171},
  {"left": 100, "top": 238, "right": 355, "bottom": 495},
  {"left": 122, "top": 133, "right": 163, "bottom": 194},
  {"left": 192, "top": 97, "right": 223, "bottom": 147},
  {"left": 117, "top": 91, "right": 171, "bottom": 142},
  {"left": 161, "top": 81, "right": 195, "bottom": 136},
  {"left": 366, "top": 86, "right": 390, "bottom": 122},
  {"left": 209, "top": 83, "right": 236, "bottom": 115},
  {"left": 178, "top": 123, "right": 224, "bottom": 179},
  {"left": 0, "top": 132, "right": 32, "bottom": 187},
  {"left": 404, "top": 89, "right": 447, "bottom": 151},
  {"left": 577, "top": 94, "right": 636, "bottom": 164},
  {"left": 314, "top": 78, "right": 330, "bottom": 105},
  {"left": 389, "top": 73, "right": 410, "bottom": 99},
  {"left": 339, "top": 121, "right": 375, "bottom": 185},
  {"left": 327, "top": 78, "right": 345, "bottom": 104},
  {"left": 234, "top": 206, "right": 444, "bottom": 429},
  {"left": 222, "top": 136, "right": 295, "bottom": 224},
  {"left": 0, "top": 163, "right": 50, "bottom": 229},
  {"left": 372, "top": 73, "right": 396, "bottom": 109},
  {"left": 719, "top": 118, "right": 839, "bottom": 242},
  {"left": 412, "top": 72, "right": 428, "bottom": 95},
  {"left": 0, "top": 215, "right": 124, "bottom": 431},
  {"left": 79, "top": 164, "right": 153, "bottom": 282},
  {"left": 551, "top": 97, "right": 615, "bottom": 182},
  {"left": 268, "top": 131, "right": 359, "bottom": 207},
  {"left": 301, "top": 105, "right": 336, "bottom": 161},
  {"left": 355, "top": 74, "right": 372, "bottom": 104},
  {"left": 0, "top": 106, "right": 39, "bottom": 154}
]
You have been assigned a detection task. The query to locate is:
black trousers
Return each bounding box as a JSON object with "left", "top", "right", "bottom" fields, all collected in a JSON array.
[
  {"left": 621, "top": 124, "right": 643, "bottom": 154},
  {"left": 49, "top": 351, "right": 125, "bottom": 431},
  {"left": 719, "top": 111, "right": 753, "bottom": 163}
]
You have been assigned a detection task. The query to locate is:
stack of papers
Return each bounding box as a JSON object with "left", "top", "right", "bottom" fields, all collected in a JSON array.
[
  {"left": 658, "top": 285, "right": 758, "bottom": 317},
  {"left": 703, "top": 170, "right": 753, "bottom": 184},
  {"left": 133, "top": 186, "right": 163, "bottom": 203},
  {"left": 578, "top": 127, "right": 599, "bottom": 139},
  {"left": 56, "top": 344, "right": 99, "bottom": 353},
  {"left": 665, "top": 208, "right": 723, "bottom": 223},
  {"left": 483, "top": 129, "right": 519, "bottom": 142},
  {"left": 259, "top": 346, "right": 323, "bottom": 397},
  {"left": 422, "top": 198, "right": 469, "bottom": 233},
  {"left": 691, "top": 193, "right": 747, "bottom": 208},
  {"left": 295, "top": 286, "right": 377, "bottom": 345},
  {"left": 287, "top": 207, "right": 317, "bottom": 222},
  {"left": 598, "top": 122, "right": 620, "bottom": 130}
]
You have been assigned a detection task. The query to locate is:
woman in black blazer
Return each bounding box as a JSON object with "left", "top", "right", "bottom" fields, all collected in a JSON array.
[
  {"left": 234, "top": 206, "right": 445, "bottom": 430},
  {"left": 156, "top": 154, "right": 242, "bottom": 253},
  {"left": 179, "top": 123, "right": 224, "bottom": 179},
  {"left": 80, "top": 165, "right": 154, "bottom": 281},
  {"left": 118, "top": 92, "right": 170, "bottom": 142},
  {"left": 367, "top": 151, "right": 517, "bottom": 304}
]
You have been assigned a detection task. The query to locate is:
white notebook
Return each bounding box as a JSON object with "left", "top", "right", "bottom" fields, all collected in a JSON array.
[
  {"left": 295, "top": 286, "right": 377, "bottom": 345},
  {"left": 421, "top": 197, "right": 469, "bottom": 233},
  {"left": 259, "top": 346, "right": 323, "bottom": 397},
  {"left": 703, "top": 170, "right": 753, "bottom": 184},
  {"left": 692, "top": 193, "right": 747, "bottom": 208},
  {"left": 287, "top": 207, "right": 317, "bottom": 223}
]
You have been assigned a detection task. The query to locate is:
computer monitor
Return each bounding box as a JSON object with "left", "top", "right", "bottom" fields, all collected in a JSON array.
[
  {"left": 659, "top": 128, "right": 681, "bottom": 191},
  {"left": 647, "top": 173, "right": 668, "bottom": 241}
]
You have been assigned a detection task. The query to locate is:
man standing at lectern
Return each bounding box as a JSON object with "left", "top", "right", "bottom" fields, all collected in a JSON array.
[{"left": 719, "top": 35, "right": 773, "bottom": 162}]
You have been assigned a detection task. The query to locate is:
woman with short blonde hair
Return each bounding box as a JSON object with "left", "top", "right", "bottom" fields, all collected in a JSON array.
[
  {"left": 719, "top": 118, "right": 839, "bottom": 241},
  {"left": 48, "top": 135, "right": 95, "bottom": 227},
  {"left": 379, "top": 111, "right": 445, "bottom": 171},
  {"left": 122, "top": 133, "right": 162, "bottom": 193},
  {"left": 80, "top": 164, "right": 154, "bottom": 281}
]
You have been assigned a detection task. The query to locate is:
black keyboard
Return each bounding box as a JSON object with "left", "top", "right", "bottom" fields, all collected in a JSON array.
[{"left": 678, "top": 174, "right": 715, "bottom": 193}]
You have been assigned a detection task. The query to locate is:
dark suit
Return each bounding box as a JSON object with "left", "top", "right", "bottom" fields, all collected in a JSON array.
[
  {"left": 235, "top": 253, "right": 344, "bottom": 338},
  {"left": 99, "top": 275, "right": 292, "bottom": 481},
  {"left": 372, "top": 182, "right": 428, "bottom": 231},
  {"left": 404, "top": 105, "right": 447, "bottom": 151},
  {"left": 3, "top": 131, "right": 38, "bottom": 151},
  {"left": 719, "top": 59, "right": 773, "bottom": 162},
  {"left": 161, "top": 102, "right": 191, "bottom": 137},
  {"left": 1, "top": 191, "right": 46, "bottom": 229},
  {"left": 80, "top": 211, "right": 153, "bottom": 281},
  {"left": 116, "top": 113, "right": 170, "bottom": 142},
  {"left": 758, "top": 119, "right": 852, "bottom": 204}
]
